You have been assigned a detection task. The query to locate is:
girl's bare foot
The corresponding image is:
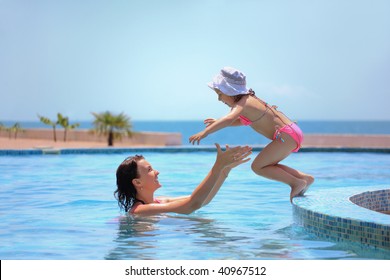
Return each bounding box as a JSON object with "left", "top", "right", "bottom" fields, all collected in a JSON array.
[
  {"left": 290, "top": 179, "right": 307, "bottom": 203},
  {"left": 298, "top": 175, "right": 315, "bottom": 196}
]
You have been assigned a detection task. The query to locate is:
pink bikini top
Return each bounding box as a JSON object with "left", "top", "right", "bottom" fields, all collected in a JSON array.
[
  {"left": 239, "top": 115, "right": 253, "bottom": 126},
  {"left": 239, "top": 102, "right": 270, "bottom": 126}
]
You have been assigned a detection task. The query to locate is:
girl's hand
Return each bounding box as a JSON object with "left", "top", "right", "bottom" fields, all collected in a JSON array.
[
  {"left": 214, "top": 143, "right": 252, "bottom": 169},
  {"left": 189, "top": 131, "right": 207, "bottom": 145},
  {"left": 204, "top": 118, "right": 216, "bottom": 127}
]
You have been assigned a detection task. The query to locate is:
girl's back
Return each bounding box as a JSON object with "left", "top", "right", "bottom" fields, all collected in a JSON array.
[{"left": 239, "top": 94, "right": 293, "bottom": 139}]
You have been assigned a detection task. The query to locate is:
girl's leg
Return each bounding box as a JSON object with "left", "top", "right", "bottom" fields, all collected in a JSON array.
[
  {"left": 251, "top": 136, "right": 306, "bottom": 202},
  {"left": 277, "top": 164, "right": 315, "bottom": 193}
]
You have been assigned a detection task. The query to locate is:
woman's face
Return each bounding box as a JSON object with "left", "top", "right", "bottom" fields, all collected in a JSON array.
[
  {"left": 136, "top": 159, "right": 161, "bottom": 191},
  {"left": 215, "top": 89, "right": 234, "bottom": 107}
]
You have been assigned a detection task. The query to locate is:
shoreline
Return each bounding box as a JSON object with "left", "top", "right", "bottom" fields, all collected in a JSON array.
[
  {"left": 0, "top": 137, "right": 160, "bottom": 150},
  {"left": 1, "top": 133, "right": 389, "bottom": 150}
]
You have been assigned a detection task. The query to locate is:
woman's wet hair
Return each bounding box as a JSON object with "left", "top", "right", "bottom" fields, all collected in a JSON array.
[{"left": 114, "top": 155, "right": 144, "bottom": 212}]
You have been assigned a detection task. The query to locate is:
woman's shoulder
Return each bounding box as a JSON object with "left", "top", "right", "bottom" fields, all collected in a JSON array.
[{"left": 129, "top": 201, "right": 143, "bottom": 214}]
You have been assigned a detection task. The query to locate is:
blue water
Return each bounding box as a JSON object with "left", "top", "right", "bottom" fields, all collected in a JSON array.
[
  {"left": 2, "top": 120, "right": 390, "bottom": 146},
  {"left": 0, "top": 150, "right": 389, "bottom": 260}
]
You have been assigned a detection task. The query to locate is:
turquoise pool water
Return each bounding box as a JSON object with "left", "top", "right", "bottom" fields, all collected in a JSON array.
[{"left": 0, "top": 150, "right": 389, "bottom": 259}]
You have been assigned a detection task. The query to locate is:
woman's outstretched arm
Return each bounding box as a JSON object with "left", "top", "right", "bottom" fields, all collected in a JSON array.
[
  {"left": 202, "top": 145, "right": 250, "bottom": 206},
  {"left": 132, "top": 144, "right": 252, "bottom": 215}
]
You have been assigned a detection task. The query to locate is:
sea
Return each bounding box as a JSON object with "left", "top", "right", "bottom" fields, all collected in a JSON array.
[{"left": 2, "top": 120, "right": 390, "bottom": 146}]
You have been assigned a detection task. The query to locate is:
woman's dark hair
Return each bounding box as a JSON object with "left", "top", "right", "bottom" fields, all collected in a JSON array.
[
  {"left": 114, "top": 155, "right": 144, "bottom": 212},
  {"left": 232, "top": 88, "right": 256, "bottom": 103}
]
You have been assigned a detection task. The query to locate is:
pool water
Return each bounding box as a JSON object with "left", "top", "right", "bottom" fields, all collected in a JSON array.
[{"left": 0, "top": 151, "right": 389, "bottom": 260}]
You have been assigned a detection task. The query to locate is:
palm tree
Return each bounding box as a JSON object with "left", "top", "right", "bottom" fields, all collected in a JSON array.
[
  {"left": 91, "top": 111, "right": 133, "bottom": 146},
  {"left": 38, "top": 115, "right": 57, "bottom": 142},
  {"left": 7, "top": 123, "right": 24, "bottom": 139},
  {"left": 57, "top": 113, "right": 80, "bottom": 142},
  {"left": 0, "top": 122, "right": 6, "bottom": 137}
]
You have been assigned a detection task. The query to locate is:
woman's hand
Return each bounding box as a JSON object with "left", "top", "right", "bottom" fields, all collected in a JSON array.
[{"left": 214, "top": 143, "right": 252, "bottom": 170}]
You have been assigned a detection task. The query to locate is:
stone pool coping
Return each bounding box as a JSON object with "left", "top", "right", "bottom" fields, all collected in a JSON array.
[
  {"left": 293, "top": 186, "right": 390, "bottom": 250},
  {"left": 0, "top": 145, "right": 390, "bottom": 155}
]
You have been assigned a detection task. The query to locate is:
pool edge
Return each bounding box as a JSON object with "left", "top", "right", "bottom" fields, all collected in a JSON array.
[
  {"left": 1, "top": 146, "right": 390, "bottom": 155},
  {"left": 293, "top": 186, "right": 390, "bottom": 251}
]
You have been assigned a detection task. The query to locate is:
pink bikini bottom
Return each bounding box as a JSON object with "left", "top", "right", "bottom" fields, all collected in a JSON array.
[{"left": 273, "top": 123, "right": 303, "bottom": 152}]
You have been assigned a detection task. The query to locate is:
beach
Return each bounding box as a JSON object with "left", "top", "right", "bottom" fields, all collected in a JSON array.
[
  {"left": 0, "top": 137, "right": 116, "bottom": 150},
  {"left": 1, "top": 134, "right": 389, "bottom": 150},
  {"left": 0, "top": 137, "right": 169, "bottom": 150},
  {"left": 0, "top": 129, "right": 181, "bottom": 149}
]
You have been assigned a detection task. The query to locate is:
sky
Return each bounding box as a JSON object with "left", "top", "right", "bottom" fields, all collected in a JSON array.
[{"left": 1, "top": 0, "right": 390, "bottom": 122}]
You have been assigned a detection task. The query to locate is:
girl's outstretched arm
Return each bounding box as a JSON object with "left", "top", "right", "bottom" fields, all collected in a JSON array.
[
  {"left": 204, "top": 118, "right": 242, "bottom": 128},
  {"left": 189, "top": 107, "right": 243, "bottom": 145}
]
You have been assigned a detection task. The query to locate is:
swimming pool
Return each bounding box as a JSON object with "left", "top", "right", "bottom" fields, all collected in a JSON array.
[{"left": 0, "top": 149, "right": 389, "bottom": 259}]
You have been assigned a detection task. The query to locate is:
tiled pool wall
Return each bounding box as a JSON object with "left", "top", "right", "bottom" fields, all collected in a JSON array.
[
  {"left": 293, "top": 187, "right": 390, "bottom": 251},
  {"left": 350, "top": 189, "right": 390, "bottom": 214}
]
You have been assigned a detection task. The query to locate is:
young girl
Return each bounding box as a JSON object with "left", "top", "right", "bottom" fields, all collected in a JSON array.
[
  {"left": 189, "top": 66, "right": 314, "bottom": 202},
  {"left": 115, "top": 143, "right": 252, "bottom": 215}
]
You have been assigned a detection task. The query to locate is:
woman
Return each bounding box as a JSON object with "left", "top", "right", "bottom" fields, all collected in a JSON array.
[{"left": 115, "top": 143, "right": 252, "bottom": 215}]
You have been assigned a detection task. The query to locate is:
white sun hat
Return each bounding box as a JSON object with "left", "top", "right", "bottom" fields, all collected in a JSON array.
[{"left": 207, "top": 66, "right": 250, "bottom": 96}]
